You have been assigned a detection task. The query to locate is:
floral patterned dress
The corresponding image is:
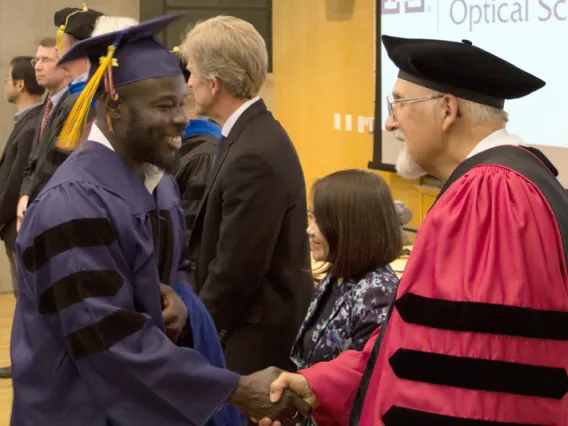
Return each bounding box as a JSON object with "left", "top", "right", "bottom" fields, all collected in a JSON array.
[{"left": 290, "top": 266, "right": 399, "bottom": 425}]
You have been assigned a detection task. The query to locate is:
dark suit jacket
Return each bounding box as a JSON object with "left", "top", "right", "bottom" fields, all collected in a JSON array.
[
  {"left": 0, "top": 104, "right": 42, "bottom": 250},
  {"left": 188, "top": 99, "right": 314, "bottom": 374},
  {"left": 21, "top": 91, "right": 78, "bottom": 202}
]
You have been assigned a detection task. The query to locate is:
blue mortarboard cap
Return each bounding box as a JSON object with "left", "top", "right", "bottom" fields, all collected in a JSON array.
[{"left": 58, "top": 12, "right": 186, "bottom": 90}]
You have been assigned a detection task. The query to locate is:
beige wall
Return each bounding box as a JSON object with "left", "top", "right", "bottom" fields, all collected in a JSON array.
[
  {"left": 259, "top": 73, "right": 274, "bottom": 113},
  {"left": 0, "top": 0, "right": 140, "bottom": 293},
  {"left": 273, "top": 0, "right": 376, "bottom": 192}
]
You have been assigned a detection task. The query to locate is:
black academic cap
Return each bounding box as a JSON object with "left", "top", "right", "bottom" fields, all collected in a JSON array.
[
  {"left": 382, "top": 35, "right": 545, "bottom": 109},
  {"left": 54, "top": 7, "right": 104, "bottom": 42},
  {"left": 56, "top": 12, "right": 186, "bottom": 151}
]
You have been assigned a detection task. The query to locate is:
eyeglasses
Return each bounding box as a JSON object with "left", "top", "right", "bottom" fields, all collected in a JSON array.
[
  {"left": 386, "top": 94, "right": 444, "bottom": 120},
  {"left": 31, "top": 57, "right": 54, "bottom": 67}
]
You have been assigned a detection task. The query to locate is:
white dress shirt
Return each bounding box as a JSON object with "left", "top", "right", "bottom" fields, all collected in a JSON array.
[
  {"left": 221, "top": 96, "right": 261, "bottom": 137},
  {"left": 466, "top": 128, "right": 524, "bottom": 159}
]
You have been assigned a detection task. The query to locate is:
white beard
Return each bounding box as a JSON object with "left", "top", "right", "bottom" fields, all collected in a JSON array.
[{"left": 395, "top": 143, "right": 428, "bottom": 180}]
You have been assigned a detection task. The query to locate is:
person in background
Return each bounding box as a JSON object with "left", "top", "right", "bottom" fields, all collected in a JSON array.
[
  {"left": 22, "top": 6, "right": 104, "bottom": 205},
  {"left": 264, "top": 35, "right": 568, "bottom": 426},
  {"left": 16, "top": 37, "right": 71, "bottom": 229},
  {"left": 292, "top": 169, "right": 401, "bottom": 425},
  {"left": 0, "top": 56, "right": 44, "bottom": 379},
  {"left": 91, "top": 15, "right": 139, "bottom": 36},
  {"left": 172, "top": 48, "right": 221, "bottom": 242},
  {"left": 11, "top": 14, "right": 309, "bottom": 426},
  {"left": 181, "top": 16, "right": 314, "bottom": 385},
  {"left": 55, "top": 6, "right": 104, "bottom": 93}
]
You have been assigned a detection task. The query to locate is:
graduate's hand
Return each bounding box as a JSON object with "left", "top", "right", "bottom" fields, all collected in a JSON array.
[
  {"left": 16, "top": 196, "right": 28, "bottom": 232},
  {"left": 228, "top": 367, "right": 311, "bottom": 426},
  {"left": 160, "top": 284, "right": 188, "bottom": 343}
]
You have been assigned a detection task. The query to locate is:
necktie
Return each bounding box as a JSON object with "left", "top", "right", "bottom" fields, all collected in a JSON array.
[
  {"left": 212, "top": 135, "right": 226, "bottom": 167},
  {"left": 39, "top": 99, "right": 53, "bottom": 138}
]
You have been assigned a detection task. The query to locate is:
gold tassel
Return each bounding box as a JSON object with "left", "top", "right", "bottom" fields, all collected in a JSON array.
[
  {"left": 57, "top": 45, "right": 117, "bottom": 151},
  {"left": 56, "top": 25, "right": 66, "bottom": 51},
  {"left": 56, "top": 4, "right": 90, "bottom": 50}
]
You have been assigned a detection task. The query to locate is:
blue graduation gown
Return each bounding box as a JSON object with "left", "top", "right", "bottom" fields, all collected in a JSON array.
[
  {"left": 173, "top": 284, "right": 241, "bottom": 426},
  {"left": 11, "top": 141, "right": 239, "bottom": 426}
]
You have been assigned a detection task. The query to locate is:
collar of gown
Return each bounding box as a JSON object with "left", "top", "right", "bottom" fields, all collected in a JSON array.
[{"left": 466, "top": 128, "right": 524, "bottom": 159}]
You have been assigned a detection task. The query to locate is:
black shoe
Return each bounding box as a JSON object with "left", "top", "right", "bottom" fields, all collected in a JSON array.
[{"left": 0, "top": 366, "right": 12, "bottom": 378}]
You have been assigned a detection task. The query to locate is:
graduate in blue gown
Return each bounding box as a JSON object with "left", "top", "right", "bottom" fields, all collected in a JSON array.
[{"left": 11, "top": 13, "right": 309, "bottom": 426}]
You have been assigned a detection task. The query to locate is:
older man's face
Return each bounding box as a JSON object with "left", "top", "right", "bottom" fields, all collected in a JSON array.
[
  {"left": 385, "top": 79, "right": 443, "bottom": 180},
  {"left": 187, "top": 61, "right": 217, "bottom": 118}
]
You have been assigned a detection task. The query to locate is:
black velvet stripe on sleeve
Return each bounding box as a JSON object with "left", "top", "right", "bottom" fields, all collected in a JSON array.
[
  {"left": 65, "top": 308, "right": 146, "bottom": 361},
  {"left": 396, "top": 293, "right": 568, "bottom": 340},
  {"left": 389, "top": 349, "right": 568, "bottom": 399},
  {"left": 39, "top": 270, "right": 124, "bottom": 314},
  {"left": 22, "top": 218, "right": 117, "bottom": 272},
  {"left": 382, "top": 406, "right": 543, "bottom": 426},
  {"left": 148, "top": 210, "right": 174, "bottom": 285}
]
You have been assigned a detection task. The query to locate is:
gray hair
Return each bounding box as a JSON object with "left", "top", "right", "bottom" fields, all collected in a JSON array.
[
  {"left": 91, "top": 16, "right": 139, "bottom": 37},
  {"left": 430, "top": 90, "right": 509, "bottom": 124},
  {"left": 461, "top": 99, "right": 509, "bottom": 123},
  {"left": 180, "top": 16, "right": 267, "bottom": 99}
]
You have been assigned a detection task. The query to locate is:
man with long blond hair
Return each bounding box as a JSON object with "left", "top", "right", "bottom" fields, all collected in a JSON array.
[{"left": 181, "top": 16, "right": 313, "bottom": 385}]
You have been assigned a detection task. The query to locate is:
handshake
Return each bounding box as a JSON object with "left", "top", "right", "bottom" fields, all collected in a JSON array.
[{"left": 228, "top": 367, "right": 320, "bottom": 426}]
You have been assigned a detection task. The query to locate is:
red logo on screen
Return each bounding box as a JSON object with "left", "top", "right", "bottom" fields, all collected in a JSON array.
[{"left": 382, "top": 0, "right": 425, "bottom": 14}]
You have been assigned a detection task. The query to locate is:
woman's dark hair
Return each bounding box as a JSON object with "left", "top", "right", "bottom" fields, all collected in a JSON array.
[
  {"left": 312, "top": 169, "right": 402, "bottom": 280},
  {"left": 10, "top": 56, "right": 44, "bottom": 96}
]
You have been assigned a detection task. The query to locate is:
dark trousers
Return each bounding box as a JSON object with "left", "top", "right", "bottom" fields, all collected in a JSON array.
[
  {"left": 4, "top": 244, "right": 17, "bottom": 296},
  {"left": 3, "top": 221, "right": 18, "bottom": 296}
]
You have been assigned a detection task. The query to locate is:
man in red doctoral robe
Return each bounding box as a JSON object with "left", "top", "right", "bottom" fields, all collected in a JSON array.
[{"left": 263, "top": 35, "right": 568, "bottom": 426}]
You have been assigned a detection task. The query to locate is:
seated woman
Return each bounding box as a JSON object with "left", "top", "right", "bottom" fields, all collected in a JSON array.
[{"left": 291, "top": 169, "right": 401, "bottom": 424}]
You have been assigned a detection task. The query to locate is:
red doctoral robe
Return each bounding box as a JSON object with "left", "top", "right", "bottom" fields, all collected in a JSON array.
[{"left": 300, "top": 142, "right": 568, "bottom": 426}]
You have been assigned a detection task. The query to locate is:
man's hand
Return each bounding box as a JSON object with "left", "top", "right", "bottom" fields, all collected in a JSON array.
[
  {"left": 160, "top": 284, "right": 189, "bottom": 343},
  {"left": 228, "top": 367, "right": 311, "bottom": 426},
  {"left": 16, "top": 196, "right": 28, "bottom": 232},
  {"left": 256, "top": 372, "right": 320, "bottom": 426}
]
